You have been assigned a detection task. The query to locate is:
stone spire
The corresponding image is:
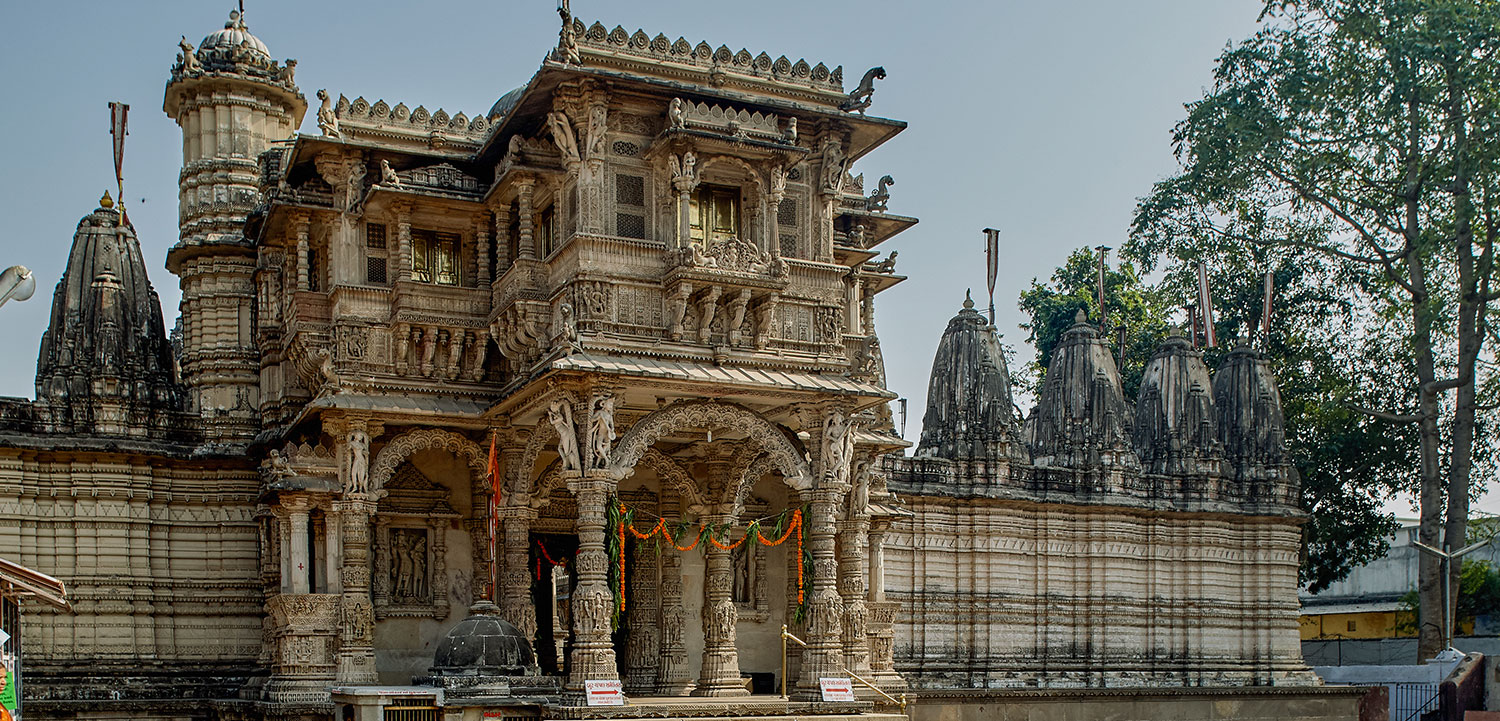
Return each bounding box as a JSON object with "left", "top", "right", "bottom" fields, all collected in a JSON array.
[
  {"left": 34, "top": 196, "right": 186, "bottom": 438},
  {"left": 1132, "top": 331, "right": 1222, "bottom": 477},
  {"left": 915, "top": 292, "right": 1026, "bottom": 461},
  {"left": 1025, "top": 310, "right": 1138, "bottom": 470},
  {"left": 1213, "top": 344, "right": 1297, "bottom": 503},
  {"left": 163, "top": 10, "right": 306, "bottom": 444}
]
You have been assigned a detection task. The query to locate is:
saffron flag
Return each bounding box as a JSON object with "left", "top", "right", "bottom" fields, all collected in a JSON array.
[
  {"left": 1261, "top": 271, "right": 1275, "bottom": 347},
  {"left": 983, "top": 228, "right": 999, "bottom": 323},
  {"left": 486, "top": 433, "right": 500, "bottom": 600},
  {"left": 108, "top": 102, "right": 130, "bottom": 227},
  {"left": 1196, "top": 262, "right": 1217, "bottom": 348}
]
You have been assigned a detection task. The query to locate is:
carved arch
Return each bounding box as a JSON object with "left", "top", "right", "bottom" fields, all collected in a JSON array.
[
  {"left": 634, "top": 448, "right": 706, "bottom": 511},
  {"left": 729, "top": 451, "right": 778, "bottom": 518},
  {"left": 370, "top": 428, "right": 485, "bottom": 492},
  {"left": 606, "top": 400, "right": 812, "bottom": 493},
  {"left": 698, "top": 155, "right": 765, "bottom": 193}
]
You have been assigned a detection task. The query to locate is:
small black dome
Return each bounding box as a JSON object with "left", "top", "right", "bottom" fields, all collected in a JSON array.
[{"left": 431, "top": 601, "right": 537, "bottom": 677}]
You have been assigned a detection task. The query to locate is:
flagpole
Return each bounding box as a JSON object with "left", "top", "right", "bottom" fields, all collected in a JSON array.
[
  {"left": 1095, "top": 245, "right": 1111, "bottom": 327},
  {"left": 983, "top": 228, "right": 999, "bottom": 325},
  {"left": 1261, "top": 271, "right": 1274, "bottom": 348}
]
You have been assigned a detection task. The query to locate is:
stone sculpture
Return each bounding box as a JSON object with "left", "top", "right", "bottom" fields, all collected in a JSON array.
[
  {"left": 590, "top": 394, "right": 616, "bottom": 469},
  {"left": 866, "top": 174, "right": 894, "bottom": 211},
  {"left": 379, "top": 159, "right": 400, "bottom": 186},
  {"left": 548, "top": 398, "right": 582, "bottom": 472},
  {"left": 546, "top": 111, "right": 580, "bottom": 164},
  {"left": 178, "top": 37, "right": 200, "bottom": 73},
  {"left": 347, "top": 428, "right": 370, "bottom": 494},
  {"left": 840, "top": 66, "right": 886, "bottom": 114},
  {"left": 668, "top": 97, "right": 687, "bottom": 129},
  {"left": 316, "top": 89, "right": 340, "bottom": 138}
]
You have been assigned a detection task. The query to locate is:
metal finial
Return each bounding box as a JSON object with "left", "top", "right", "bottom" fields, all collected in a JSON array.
[{"left": 962, "top": 289, "right": 974, "bottom": 310}]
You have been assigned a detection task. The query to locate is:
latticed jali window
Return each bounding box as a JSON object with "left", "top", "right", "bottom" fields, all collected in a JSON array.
[
  {"left": 411, "top": 230, "right": 458, "bottom": 285},
  {"left": 690, "top": 184, "right": 740, "bottom": 244},
  {"left": 366, "top": 223, "right": 388, "bottom": 284},
  {"left": 778, "top": 197, "right": 799, "bottom": 258},
  {"left": 615, "top": 173, "right": 646, "bottom": 239}
]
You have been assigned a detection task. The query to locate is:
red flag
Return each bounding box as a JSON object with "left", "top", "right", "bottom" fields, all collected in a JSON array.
[
  {"left": 486, "top": 433, "right": 501, "bottom": 601},
  {"left": 1196, "top": 262, "right": 1217, "bottom": 348},
  {"left": 109, "top": 102, "right": 130, "bottom": 227}
]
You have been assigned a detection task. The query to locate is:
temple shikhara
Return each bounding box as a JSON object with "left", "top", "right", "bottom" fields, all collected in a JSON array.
[{"left": 0, "top": 7, "right": 1369, "bottom": 721}]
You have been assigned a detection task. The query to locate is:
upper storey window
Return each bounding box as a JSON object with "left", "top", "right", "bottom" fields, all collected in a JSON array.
[
  {"left": 411, "top": 230, "right": 459, "bottom": 285},
  {"left": 689, "top": 184, "right": 740, "bottom": 244}
]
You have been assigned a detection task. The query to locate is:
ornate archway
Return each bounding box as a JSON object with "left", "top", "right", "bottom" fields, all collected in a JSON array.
[
  {"left": 369, "top": 428, "right": 486, "bottom": 492},
  {"left": 606, "top": 400, "right": 812, "bottom": 493}
]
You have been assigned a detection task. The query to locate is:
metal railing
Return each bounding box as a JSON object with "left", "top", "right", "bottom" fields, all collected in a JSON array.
[
  {"left": 1392, "top": 682, "right": 1439, "bottom": 721},
  {"left": 780, "top": 624, "right": 908, "bottom": 714},
  {"left": 383, "top": 705, "right": 440, "bottom": 721}
]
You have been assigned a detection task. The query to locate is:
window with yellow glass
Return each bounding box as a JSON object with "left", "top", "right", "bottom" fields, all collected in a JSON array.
[{"left": 689, "top": 184, "right": 741, "bottom": 244}]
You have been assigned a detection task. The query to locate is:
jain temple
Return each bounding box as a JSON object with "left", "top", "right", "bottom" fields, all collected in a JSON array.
[{"left": 0, "top": 7, "right": 1372, "bottom": 721}]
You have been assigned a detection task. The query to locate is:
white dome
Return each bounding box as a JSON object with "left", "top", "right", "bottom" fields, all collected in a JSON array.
[{"left": 198, "top": 11, "right": 270, "bottom": 60}]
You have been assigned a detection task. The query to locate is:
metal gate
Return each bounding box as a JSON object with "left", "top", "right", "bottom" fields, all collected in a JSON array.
[{"left": 1391, "top": 682, "right": 1439, "bottom": 721}]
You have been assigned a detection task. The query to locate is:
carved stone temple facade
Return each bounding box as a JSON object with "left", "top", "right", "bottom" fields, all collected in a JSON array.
[{"left": 0, "top": 8, "right": 1356, "bottom": 721}]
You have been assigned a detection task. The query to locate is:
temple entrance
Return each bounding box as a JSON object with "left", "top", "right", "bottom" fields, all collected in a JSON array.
[{"left": 530, "top": 532, "right": 577, "bottom": 677}]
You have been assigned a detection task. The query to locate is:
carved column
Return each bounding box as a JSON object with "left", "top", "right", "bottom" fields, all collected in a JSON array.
[
  {"left": 795, "top": 485, "right": 846, "bottom": 699},
  {"left": 567, "top": 472, "right": 620, "bottom": 697},
  {"left": 655, "top": 489, "right": 695, "bottom": 695},
  {"left": 501, "top": 506, "right": 539, "bottom": 644},
  {"left": 582, "top": 92, "right": 609, "bottom": 235},
  {"left": 492, "top": 203, "right": 512, "bottom": 277},
  {"left": 286, "top": 498, "right": 312, "bottom": 594},
  {"left": 623, "top": 492, "right": 660, "bottom": 695},
  {"left": 335, "top": 497, "right": 377, "bottom": 683},
  {"left": 293, "top": 213, "right": 311, "bottom": 291},
  {"left": 373, "top": 516, "right": 392, "bottom": 608},
  {"left": 517, "top": 177, "right": 536, "bottom": 260},
  {"left": 394, "top": 202, "right": 413, "bottom": 283},
  {"left": 695, "top": 512, "right": 748, "bottom": 696},
  {"left": 838, "top": 479, "right": 871, "bottom": 678},
  {"left": 867, "top": 517, "right": 902, "bottom": 687},
  {"left": 476, "top": 213, "right": 492, "bottom": 287}
]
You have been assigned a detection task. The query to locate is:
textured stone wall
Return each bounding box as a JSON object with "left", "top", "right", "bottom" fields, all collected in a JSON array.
[
  {"left": 0, "top": 445, "right": 262, "bottom": 706},
  {"left": 884, "top": 484, "right": 1313, "bottom": 689}
]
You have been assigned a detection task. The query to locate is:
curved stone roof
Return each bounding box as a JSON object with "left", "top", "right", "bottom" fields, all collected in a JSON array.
[
  {"left": 1133, "top": 331, "right": 1222, "bottom": 476},
  {"left": 430, "top": 601, "right": 538, "bottom": 677},
  {"left": 915, "top": 293, "right": 1025, "bottom": 461},
  {"left": 1213, "top": 344, "right": 1291, "bottom": 483},
  {"left": 199, "top": 11, "right": 271, "bottom": 61},
  {"left": 1024, "top": 310, "right": 1138, "bottom": 470},
  {"left": 34, "top": 196, "right": 185, "bottom": 437},
  {"left": 488, "top": 85, "right": 526, "bottom": 120}
]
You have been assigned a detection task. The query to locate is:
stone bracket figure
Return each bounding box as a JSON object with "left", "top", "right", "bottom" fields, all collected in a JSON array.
[
  {"left": 346, "top": 427, "right": 370, "bottom": 495},
  {"left": 548, "top": 397, "right": 582, "bottom": 472},
  {"left": 866, "top": 174, "right": 894, "bottom": 212},
  {"left": 317, "top": 89, "right": 340, "bottom": 138},
  {"left": 547, "top": 111, "right": 581, "bottom": 165},
  {"left": 839, "top": 67, "right": 886, "bottom": 114},
  {"left": 588, "top": 393, "right": 616, "bottom": 469}
]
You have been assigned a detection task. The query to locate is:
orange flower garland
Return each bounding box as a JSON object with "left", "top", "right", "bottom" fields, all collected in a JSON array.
[{"left": 609, "top": 498, "right": 806, "bottom": 611}]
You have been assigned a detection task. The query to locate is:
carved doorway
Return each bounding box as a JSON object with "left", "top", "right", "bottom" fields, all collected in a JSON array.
[{"left": 531, "top": 531, "right": 577, "bottom": 677}]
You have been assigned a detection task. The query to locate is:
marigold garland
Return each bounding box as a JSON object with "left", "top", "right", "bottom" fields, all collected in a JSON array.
[{"left": 608, "top": 497, "right": 808, "bottom": 616}]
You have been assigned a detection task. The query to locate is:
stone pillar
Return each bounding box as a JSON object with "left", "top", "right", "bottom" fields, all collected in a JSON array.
[
  {"left": 838, "top": 506, "right": 871, "bottom": 678},
  {"left": 866, "top": 518, "right": 903, "bottom": 688},
  {"left": 655, "top": 490, "right": 695, "bottom": 695},
  {"left": 567, "top": 472, "right": 620, "bottom": 697},
  {"left": 335, "top": 497, "right": 377, "bottom": 683},
  {"left": 287, "top": 500, "right": 312, "bottom": 594},
  {"left": 372, "top": 516, "right": 391, "bottom": 608},
  {"left": 695, "top": 513, "right": 748, "bottom": 696},
  {"left": 476, "top": 213, "right": 492, "bottom": 287},
  {"left": 517, "top": 178, "right": 536, "bottom": 260},
  {"left": 293, "top": 213, "right": 311, "bottom": 291},
  {"left": 795, "top": 486, "right": 845, "bottom": 699},
  {"left": 394, "top": 202, "right": 412, "bottom": 283},
  {"left": 623, "top": 495, "right": 661, "bottom": 695},
  {"left": 492, "top": 203, "right": 512, "bottom": 273},
  {"left": 501, "top": 507, "right": 538, "bottom": 645}
]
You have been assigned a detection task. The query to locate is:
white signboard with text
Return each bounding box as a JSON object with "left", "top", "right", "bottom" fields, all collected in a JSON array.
[
  {"left": 820, "top": 677, "right": 855, "bottom": 702},
  {"left": 585, "top": 679, "right": 625, "bottom": 706}
]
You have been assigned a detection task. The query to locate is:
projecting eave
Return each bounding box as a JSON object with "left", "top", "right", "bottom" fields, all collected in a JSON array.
[
  {"left": 842, "top": 209, "right": 917, "bottom": 248},
  {"left": 0, "top": 556, "right": 69, "bottom": 611},
  {"left": 475, "top": 62, "right": 907, "bottom": 167}
]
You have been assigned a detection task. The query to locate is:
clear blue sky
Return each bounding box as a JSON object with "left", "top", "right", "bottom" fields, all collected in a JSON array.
[{"left": 4, "top": 2, "right": 1333, "bottom": 461}]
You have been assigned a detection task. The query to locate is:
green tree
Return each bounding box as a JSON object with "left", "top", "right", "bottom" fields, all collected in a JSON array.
[{"left": 1130, "top": 0, "right": 1500, "bottom": 658}]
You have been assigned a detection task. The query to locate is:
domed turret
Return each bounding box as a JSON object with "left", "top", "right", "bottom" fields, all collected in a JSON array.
[
  {"left": 34, "top": 196, "right": 186, "bottom": 438},
  {"left": 430, "top": 601, "right": 539, "bottom": 678},
  {"left": 163, "top": 9, "right": 306, "bottom": 444},
  {"left": 1213, "top": 345, "right": 1297, "bottom": 503},
  {"left": 1133, "top": 331, "right": 1222, "bottom": 477},
  {"left": 915, "top": 292, "right": 1026, "bottom": 461},
  {"left": 1025, "top": 310, "right": 1137, "bottom": 470}
]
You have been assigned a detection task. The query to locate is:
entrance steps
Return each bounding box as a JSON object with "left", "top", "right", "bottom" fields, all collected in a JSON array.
[{"left": 539, "top": 696, "right": 907, "bottom": 721}]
